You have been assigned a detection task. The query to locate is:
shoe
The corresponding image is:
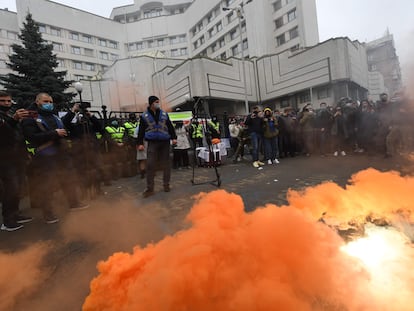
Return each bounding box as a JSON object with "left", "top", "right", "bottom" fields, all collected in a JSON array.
[
  {"left": 142, "top": 189, "right": 155, "bottom": 198},
  {"left": 253, "top": 161, "right": 259, "bottom": 168},
  {"left": 341, "top": 151, "right": 346, "bottom": 156},
  {"left": 44, "top": 212, "right": 59, "bottom": 224},
  {"left": 16, "top": 215, "right": 33, "bottom": 224},
  {"left": 273, "top": 159, "right": 280, "bottom": 164},
  {"left": 334, "top": 151, "right": 338, "bottom": 157},
  {"left": 257, "top": 161, "right": 265, "bottom": 166},
  {"left": 164, "top": 185, "right": 171, "bottom": 192},
  {"left": 267, "top": 159, "right": 272, "bottom": 165},
  {"left": 237, "top": 157, "right": 241, "bottom": 162},
  {"left": 1, "top": 222, "right": 24, "bottom": 231},
  {"left": 70, "top": 202, "right": 89, "bottom": 211}
]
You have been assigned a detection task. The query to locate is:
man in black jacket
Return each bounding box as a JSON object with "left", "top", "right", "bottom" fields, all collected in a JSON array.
[
  {"left": 137, "top": 96, "right": 177, "bottom": 198},
  {"left": 0, "top": 91, "right": 32, "bottom": 231},
  {"left": 22, "top": 93, "right": 88, "bottom": 224}
]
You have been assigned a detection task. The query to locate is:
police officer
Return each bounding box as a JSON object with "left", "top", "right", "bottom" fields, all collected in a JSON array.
[
  {"left": 137, "top": 96, "right": 177, "bottom": 198},
  {"left": 123, "top": 113, "right": 139, "bottom": 177},
  {"left": 0, "top": 91, "right": 32, "bottom": 231}
]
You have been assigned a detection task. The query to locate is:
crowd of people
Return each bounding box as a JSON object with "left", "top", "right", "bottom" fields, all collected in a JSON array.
[
  {"left": 228, "top": 93, "right": 413, "bottom": 167},
  {"left": 1, "top": 89, "right": 412, "bottom": 231}
]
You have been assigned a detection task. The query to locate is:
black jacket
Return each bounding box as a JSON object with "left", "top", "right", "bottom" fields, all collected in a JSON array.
[{"left": 0, "top": 110, "right": 27, "bottom": 164}]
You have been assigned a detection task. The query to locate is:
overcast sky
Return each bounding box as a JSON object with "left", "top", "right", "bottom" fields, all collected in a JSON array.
[{"left": 2, "top": 0, "right": 414, "bottom": 76}]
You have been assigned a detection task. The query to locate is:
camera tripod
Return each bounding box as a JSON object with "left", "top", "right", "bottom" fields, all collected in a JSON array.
[{"left": 190, "top": 97, "right": 221, "bottom": 188}]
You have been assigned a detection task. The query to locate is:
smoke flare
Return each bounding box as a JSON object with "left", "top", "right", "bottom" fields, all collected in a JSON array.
[{"left": 83, "top": 168, "right": 414, "bottom": 311}]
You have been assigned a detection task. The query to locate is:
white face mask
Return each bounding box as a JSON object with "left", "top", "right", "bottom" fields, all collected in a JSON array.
[{"left": 154, "top": 103, "right": 161, "bottom": 110}]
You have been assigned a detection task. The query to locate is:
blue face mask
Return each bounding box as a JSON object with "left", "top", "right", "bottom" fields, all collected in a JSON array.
[{"left": 41, "top": 103, "right": 54, "bottom": 111}]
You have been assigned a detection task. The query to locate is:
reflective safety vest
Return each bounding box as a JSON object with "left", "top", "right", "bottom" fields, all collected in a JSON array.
[
  {"left": 191, "top": 123, "right": 203, "bottom": 138},
  {"left": 96, "top": 132, "right": 102, "bottom": 139},
  {"left": 208, "top": 121, "right": 220, "bottom": 133},
  {"left": 142, "top": 110, "right": 171, "bottom": 141},
  {"left": 105, "top": 126, "right": 125, "bottom": 143},
  {"left": 123, "top": 121, "right": 139, "bottom": 137},
  {"left": 26, "top": 114, "right": 65, "bottom": 156}
]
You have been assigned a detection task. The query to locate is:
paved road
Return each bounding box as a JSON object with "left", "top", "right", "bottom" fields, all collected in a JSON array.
[{"left": 0, "top": 152, "right": 406, "bottom": 311}]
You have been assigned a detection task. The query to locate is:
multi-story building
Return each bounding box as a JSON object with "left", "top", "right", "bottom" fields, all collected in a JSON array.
[
  {"left": 1, "top": 0, "right": 319, "bottom": 82},
  {"left": 366, "top": 32, "right": 403, "bottom": 101}
]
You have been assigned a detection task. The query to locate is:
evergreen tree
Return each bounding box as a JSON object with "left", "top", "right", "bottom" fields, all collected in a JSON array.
[{"left": 0, "top": 13, "right": 75, "bottom": 108}]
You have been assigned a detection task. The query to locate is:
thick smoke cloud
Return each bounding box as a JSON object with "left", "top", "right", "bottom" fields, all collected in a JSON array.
[{"left": 82, "top": 169, "right": 414, "bottom": 311}]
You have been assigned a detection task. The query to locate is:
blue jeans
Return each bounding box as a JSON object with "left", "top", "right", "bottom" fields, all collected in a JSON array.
[
  {"left": 264, "top": 136, "right": 279, "bottom": 160},
  {"left": 250, "top": 132, "right": 262, "bottom": 162}
]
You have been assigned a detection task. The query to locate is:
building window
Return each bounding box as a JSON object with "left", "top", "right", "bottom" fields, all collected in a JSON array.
[
  {"left": 219, "top": 37, "right": 225, "bottom": 47},
  {"left": 7, "top": 31, "right": 18, "bottom": 40},
  {"left": 144, "top": 9, "right": 162, "bottom": 18},
  {"left": 56, "top": 59, "right": 65, "bottom": 68},
  {"left": 217, "top": 22, "right": 223, "bottom": 32},
  {"left": 179, "top": 35, "right": 186, "bottom": 42},
  {"left": 128, "top": 43, "right": 137, "bottom": 51},
  {"left": 232, "top": 45, "right": 239, "bottom": 56},
  {"left": 220, "top": 52, "right": 226, "bottom": 60},
  {"left": 71, "top": 46, "right": 81, "bottom": 55},
  {"left": 109, "top": 41, "right": 118, "bottom": 49},
  {"left": 225, "top": 0, "right": 235, "bottom": 6},
  {"left": 200, "top": 36, "right": 205, "bottom": 44},
  {"left": 367, "top": 54, "right": 374, "bottom": 61},
  {"left": 38, "top": 24, "right": 46, "bottom": 33},
  {"left": 137, "top": 42, "right": 143, "bottom": 50},
  {"left": 287, "top": 9, "right": 297, "bottom": 22},
  {"left": 180, "top": 48, "right": 188, "bottom": 55},
  {"left": 227, "top": 12, "right": 235, "bottom": 23},
  {"left": 290, "top": 44, "right": 300, "bottom": 52},
  {"left": 317, "top": 87, "right": 330, "bottom": 99},
  {"left": 84, "top": 63, "right": 95, "bottom": 71},
  {"left": 289, "top": 26, "right": 298, "bottom": 39},
  {"left": 84, "top": 48, "right": 94, "bottom": 57},
  {"left": 110, "top": 54, "right": 119, "bottom": 60},
  {"left": 230, "top": 29, "right": 237, "bottom": 40},
  {"left": 170, "top": 36, "right": 179, "bottom": 44},
  {"left": 280, "top": 98, "right": 289, "bottom": 108},
  {"left": 157, "top": 39, "right": 164, "bottom": 46},
  {"left": 207, "top": 13, "right": 213, "bottom": 24},
  {"left": 100, "top": 51, "right": 109, "bottom": 60},
  {"left": 298, "top": 91, "right": 310, "bottom": 103},
  {"left": 171, "top": 49, "right": 179, "bottom": 57},
  {"left": 82, "top": 35, "right": 92, "bottom": 43},
  {"left": 73, "top": 61, "right": 82, "bottom": 70},
  {"left": 74, "top": 75, "right": 83, "bottom": 81},
  {"left": 275, "top": 17, "right": 284, "bottom": 29},
  {"left": 276, "top": 33, "right": 286, "bottom": 46},
  {"left": 70, "top": 32, "right": 79, "bottom": 40},
  {"left": 273, "top": 0, "right": 282, "bottom": 11},
  {"left": 242, "top": 39, "right": 248, "bottom": 50},
  {"left": 98, "top": 39, "right": 107, "bottom": 47},
  {"left": 209, "top": 28, "right": 217, "bottom": 38},
  {"left": 52, "top": 42, "right": 63, "bottom": 51},
  {"left": 370, "top": 64, "right": 377, "bottom": 71},
  {"left": 50, "top": 27, "right": 61, "bottom": 36}
]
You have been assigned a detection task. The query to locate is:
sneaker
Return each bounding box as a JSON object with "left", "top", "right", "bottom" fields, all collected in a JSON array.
[
  {"left": 70, "top": 202, "right": 89, "bottom": 211},
  {"left": 253, "top": 161, "right": 259, "bottom": 168},
  {"left": 341, "top": 151, "right": 346, "bottom": 156},
  {"left": 44, "top": 212, "right": 59, "bottom": 224},
  {"left": 334, "top": 151, "right": 338, "bottom": 157},
  {"left": 273, "top": 158, "right": 280, "bottom": 164},
  {"left": 164, "top": 185, "right": 171, "bottom": 192},
  {"left": 237, "top": 156, "right": 241, "bottom": 162},
  {"left": 267, "top": 159, "right": 273, "bottom": 165},
  {"left": 142, "top": 189, "right": 155, "bottom": 198},
  {"left": 257, "top": 161, "right": 265, "bottom": 166},
  {"left": 15, "top": 215, "right": 33, "bottom": 224},
  {"left": 1, "top": 222, "right": 24, "bottom": 232}
]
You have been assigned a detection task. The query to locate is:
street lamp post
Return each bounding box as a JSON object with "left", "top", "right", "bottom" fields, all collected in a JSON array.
[
  {"left": 223, "top": 0, "right": 252, "bottom": 114},
  {"left": 74, "top": 81, "right": 83, "bottom": 106}
]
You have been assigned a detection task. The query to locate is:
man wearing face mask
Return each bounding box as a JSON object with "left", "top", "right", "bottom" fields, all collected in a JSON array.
[
  {"left": 137, "top": 96, "right": 177, "bottom": 198},
  {"left": 0, "top": 91, "right": 33, "bottom": 231},
  {"left": 22, "top": 93, "right": 88, "bottom": 224}
]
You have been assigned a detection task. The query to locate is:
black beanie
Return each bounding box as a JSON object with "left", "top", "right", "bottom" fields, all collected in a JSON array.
[{"left": 148, "top": 95, "right": 159, "bottom": 105}]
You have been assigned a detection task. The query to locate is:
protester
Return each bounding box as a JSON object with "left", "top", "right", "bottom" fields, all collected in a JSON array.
[
  {"left": 0, "top": 91, "right": 32, "bottom": 231},
  {"left": 137, "top": 96, "right": 177, "bottom": 198}
]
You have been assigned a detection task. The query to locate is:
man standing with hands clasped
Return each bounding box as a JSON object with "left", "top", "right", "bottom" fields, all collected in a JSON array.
[{"left": 137, "top": 96, "right": 177, "bottom": 198}]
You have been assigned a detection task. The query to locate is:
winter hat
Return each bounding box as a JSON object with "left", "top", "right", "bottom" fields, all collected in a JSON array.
[
  {"left": 148, "top": 95, "right": 159, "bottom": 105},
  {"left": 264, "top": 107, "right": 272, "bottom": 113}
]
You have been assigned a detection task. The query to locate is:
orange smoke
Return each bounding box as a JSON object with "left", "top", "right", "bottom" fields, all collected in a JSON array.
[
  {"left": 0, "top": 243, "right": 49, "bottom": 310},
  {"left": 83, "top": 168, "right": 414, "bottom": 311}
]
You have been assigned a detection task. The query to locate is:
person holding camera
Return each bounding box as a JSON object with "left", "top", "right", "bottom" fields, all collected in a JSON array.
[
  {"left": 0, "top": 91, "right": 33, "bottom": 231},
  {"left": 137, "top": 96, "right": 177, "bottom": 198},
  {"left": 245, "top": 106, "right": 264, "bottom": 168},
  {"left": 22, "top": 93, "right": 88, "bottom": 224}
]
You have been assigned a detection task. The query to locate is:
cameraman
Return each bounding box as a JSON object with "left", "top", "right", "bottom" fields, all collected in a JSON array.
[
  {"left": 0, "top": 91, "right": 32, "bottom": 231},
  {"left": 61, "top": 103, "right": 108, "bottom": 192}
]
